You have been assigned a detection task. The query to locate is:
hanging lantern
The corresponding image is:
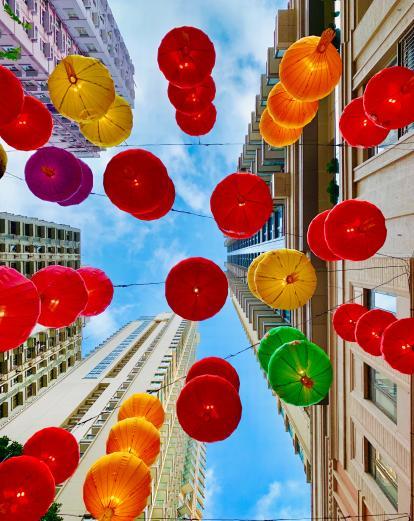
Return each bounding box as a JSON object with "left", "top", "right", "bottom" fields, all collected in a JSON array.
[
  {"left": 258, "top": 326, "right": 306, "bottom": 373},
  {"left": 267, "top": 82, "right": 319, "bottom": 129},
  {"left": 132, "top": 176, "right": 175, "bottom": 221},
  {"left": 168, "top": 76, "right": 216, "bottom": 114},
  {"left": 324, "top": 199, "right": 387, "bottom": 261},
  {"left": 259, "top": 108, "right": 302, "bottom": 147},
  {"left": 0, "top": 96, "right": 53, "bottom": 151},
  {"left": 23, "top": 427, "right": 80, "bottom": 485},
  {"left": 0, "top": 455, "right": 55, "bottom": 521},
  {"left": 58, "top": 159, "right": 93, "bottom": 207},
  {"left": 0, "top": 143, "right": 7, "bottom": 180},
  {"left": 339, "top": 97, "right": 389, "bottom": 148},
  {"left": 381, "top": 318, "right": 414, "bottom": 374},
  {"left": 267, "top": 339, "right": 333, "bottom": 406},
  {"left": 31, "top": 266, "right": 88, "bottom": 328},
  {"left": 77, "top": 267, "right": 114, "bottom": 317},
  {"left": 363, "top": 66, "right": 414, "bottom": 130},
  {"left": 247, "top": 252, "right": 269, "bottom": 300},
  {"left": 165, "top": 257, "right": 228, "bottom": 321},
  {"left": 176, "top": 103, "right": 216, "bottom": 136},
  {"left": 254, "top": 249, "right": 317, "bottom": 310},
  {"left": 307, "top": 210, "right": 340, "bottom": 262},
  {"left": 24, "top": 146, "right": 83, "bottom": 203},
  {"left": 118, "top": 393, "right": 165, "bottom": 429},
  {"left": 0, "top": 267, "right": 40, "bottom": 352},
  {"left": 210, "top": 172, "right": 273, "bottom": 239},
  {"left": 279, "top": 28, "right": 342, "bottom": 102},
  {"left": 177, "top": 375, "right": 242, "bottom": 442},
  {"left": 332, "top": 303, "right": 368, "bottom": 342},
  {"left": 79, "top": 95, "right": 133, "bottom": 147},
  {"left": 0, "top": 65, "right": 24, "bottom": 126},
  {"left": 186, "top": 357, "right": 240, "bottom": 391},
  {"left": 83, "top": 452, "right": 151, "bottom": 521},
  {"left": 104, "top": 149, "right": 170, "bottom": 214},
  {"left": 106, "top": 418, "right": 160, "bottom": 466},
  {"left": 158, "top": 26, "right": 216, "bottom": 88},
  {"left": 48, "top": 55, "right": 115, "bottom": 122},
  {"left": 355, "top": 309, "right": 396, "bottom": 356}
]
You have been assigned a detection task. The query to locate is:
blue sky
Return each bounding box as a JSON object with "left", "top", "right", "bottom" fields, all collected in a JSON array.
[{"left": 0, "top": 0, "right": 310, "bottom": 517}]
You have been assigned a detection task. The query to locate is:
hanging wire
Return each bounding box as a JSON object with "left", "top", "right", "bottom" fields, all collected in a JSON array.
[{"left": 59, "top": 514, "right": 410, "bottom": 520}]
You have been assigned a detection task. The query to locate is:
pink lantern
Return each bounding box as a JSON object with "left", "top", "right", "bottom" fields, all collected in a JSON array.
[{"left": 59, "top": 160, "right": 93, "bottom": 206}]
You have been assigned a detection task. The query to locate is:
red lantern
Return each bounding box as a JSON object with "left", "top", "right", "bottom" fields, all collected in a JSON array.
[
  {"left": 104, "top": 149, "right": 170, "bottom": 214},
  {"left": 23, "top": 427, "right": 80, "bottom": 484},
  {"left": 381, "top": 318, "right": 414, "bottom": 374},
  {"left": 168, "top": 76, "right": 216, "bottom": 114},
  {"left": 132, "top": 176, "right": 175, "bottom": 221},
  {"left": 332, "top": 303, "right": 368, "bottom": 342},
  {"left": 0, "top": 267, "right": 40, "bottom": 352},
  {"left": 210, "top": 173, "right": 273, "bottom": 239},
  {"left": 176, "top": 103, "right": 216, "bottom": 136},
  {"left": 177, "top": 375, "right": 242, "bottom": 442},
  {"left": 77, "top": 267, "right": 114, "bottom": 317},
  {"left": 31, "top": 266, "right": 88, "bottom": 328},
  {"left": 186, "top": 357, "right": 240, "bottom": 391},
  {"left": 0, "top": 96, "right": 53, "bottom": 151},
  {"left": 0, "top": 65, "right": 24, "bottom": 126},
  {"left": 165, "top": 257, "right": 228, "bottom": 321},
  {"left": 339, "top": 96, "right": 389, "bottom": 148},
  {"left": 0, "top": 455, "right": 55, "bottom": 521},
  {"left": 355, "top": 309, "right": 396, "bottom": 356},
  {"left": 363, "top": 66, "right": 414, "bottom": 130},
  {"left": 324, "top": 199, "right": 387, "bottom": 261},
  {"left": 307, "top": 210, "right": 340, "bottom": 261},
  {"left": 158, "top": 26, "right": 216, "bottom": 88}
]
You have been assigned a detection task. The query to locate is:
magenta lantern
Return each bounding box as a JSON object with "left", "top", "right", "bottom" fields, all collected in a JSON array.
[{"left": 59, "top": 160, "right": 93, "bottom": 206}]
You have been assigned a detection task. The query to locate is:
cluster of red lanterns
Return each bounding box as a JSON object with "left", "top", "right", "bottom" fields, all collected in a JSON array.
[
  {"left": 340, "top": 65, "right": 414, "bottom": 148},
  {"left": 158, "top": 26, "right": 217, "bottom": 136},
  {"left": 177, "top": 357, "right": 242, "bottom": 442}
]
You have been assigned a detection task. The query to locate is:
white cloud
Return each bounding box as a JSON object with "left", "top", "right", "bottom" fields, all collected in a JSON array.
[
  {"left": 254, "top": 480, "right": 310, "bottom": 520},
  {"left": 203, "top": 467, "right": 222, "bottom": 518},
  {"left": 83, "top": 309, "right": 118, "bottom": 343}
]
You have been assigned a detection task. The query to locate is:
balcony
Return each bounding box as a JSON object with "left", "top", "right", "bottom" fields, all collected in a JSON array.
[{"left": 274, "top": 9, "right": 297, "bottom": 56}]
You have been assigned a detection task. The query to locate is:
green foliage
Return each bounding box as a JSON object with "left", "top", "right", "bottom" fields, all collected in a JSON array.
[
  {"left": 4, "top": 3, "right": 32, "bottom": 30},
  {"left": 0, "top": 436, "right": 23, "bottom": 461},
  {"left": 41, "top": 502, "right": 64, "bottom": 521},
  {"left": 0, "top": 46, "right": 21, "bottom": 60},
  {"left": 326, "top": 157, "right": 339, "bottom": 174},
  {"left": 327, "top": 178, "right": 339, "bottom": 205}
]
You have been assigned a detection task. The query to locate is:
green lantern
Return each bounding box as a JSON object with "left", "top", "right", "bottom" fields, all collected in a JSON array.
[
  {"left": 267, "top": 339, "right": 333, "bottom": 406},
  {"left": 258, "top": 326, "right": 306, "bottom": 373}
]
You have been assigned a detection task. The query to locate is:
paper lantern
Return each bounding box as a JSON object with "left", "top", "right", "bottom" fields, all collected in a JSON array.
[
  {"left": 58, "top": 159, "right": 93, "bottom": 206},
  {"left": 339, "top": 97, "right": 389, "bottom": 148},
  {"left": 48, "top": 54, "right": 115, "bottom": 122},
  {"left": 259, "top": 108, "right": 302, "bottom": 147},
  {"left": 83, "top": 452, "right": 151, "bottom": 521},
  {"left": 254, "top": 249, "right": 317, "bottom": 310},
  {"left": 118, "top": 393, "right": 165, "bottom": 429},
  {"left": 77, "top": 267, "right": 114, "bottom": 317},
  {"left": 186, "top": 357, "right": 240, "bottom": 391},
  {"left": 258, "top": 326, "right": 306, "bottom": 373},
  {"left": 158, "top": 26, "right": 216, "bottom": 88},
  {"left": 210, "top": 172, "right": 273, "bottom": 239},
  {"left": 0, "top": 267, "right": 40, "bottom": 352},
  {"left": 23, "top": 427, "right": 80, "bottom": 484},
  {"left": 267, "top": 82, "right": 319, "bottom": 128},
  {"left": 332, "top": 303, "right": 368, "bottom": 342},
  {"left": 0, "top": 65, "right": 24, "bottom": 126},
  {"left": 279, "top": 28, "right": 342, "bottom": 102},
  {"left": 247, "top": 252, "right": 269, "bottom": 300},
  {"left": 25, "top": 146, "right": 83, "bottom": 203},
  {"left": 324, "top": 199, "right": 387, "bottom": 261},
  {"left": 0, "top": 143, "right": 7, "bottom": 180},
  {"left": 168, "top": 75, "right": 215, "bottom": 114},
  {"left": 381, "top": 318, "right": 414, "bottom": 374},
  {"left": 355, "top": 309, "right": 396, "bottom": 356},
  {"left": 106, "top": 418, "right": 160, "bottom": 466},
  {"left": 132, "top": 176, "right": 175, "bottom": 221},
  {"left": 177, "top": 375, "right": 242, "bottom": 442},
  {"left": 165, "top": 257, "right": 228, "bottom": 321},
  {"left": 0, "top": 96, "right": 53, "bottom": 151},
  {"left": 31, "top": 266, "right": 88, "bottom": 328},
  {"left": 268, "top": 339, "right": 333, "bottom": 406},
  {"left": 176, "top": 102, "right": 216, "bottom": 136},
  {"left": 0, "top": 455, "right": 55, "bottom": 521},
  {"left": 307, "top": 210, "right": 340, "bottom": 261},
  {"left": 80, "top": 95, "right": 133, "bottom": 147},
  {"left": 104, "top": 149, "right": 170, "bottom": 214},
  {"left": 363, "top": 66, "right": 414, "bottom": 130}
]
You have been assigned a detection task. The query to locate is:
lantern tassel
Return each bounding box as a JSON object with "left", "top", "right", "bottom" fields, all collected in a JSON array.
[{"left": 317, "top": 28, "right": 336, "bottom": 53}]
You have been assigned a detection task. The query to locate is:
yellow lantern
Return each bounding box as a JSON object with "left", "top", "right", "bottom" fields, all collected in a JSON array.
[
  {"left": 247, "top": 252, "right": 269, "bottom": 300},
  {"left": 267, "top": 82, "right": 318, "bottom": 129},
  {"left": 118, "top": 393, "right": 165, "bottom": 429},
  {"left": 0, "top": 143, "right": 7, "bottom": 179},
  {"left": 260, "top": 108, "right": 302, "bottom": 147}
]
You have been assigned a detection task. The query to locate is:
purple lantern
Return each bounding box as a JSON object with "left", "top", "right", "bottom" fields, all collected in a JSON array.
[
  {"left": 59, "top": 159, "right": 93, "bottom": 206},
  {"left": 25, "top": 146, "right": 82, "bottom": 202}
]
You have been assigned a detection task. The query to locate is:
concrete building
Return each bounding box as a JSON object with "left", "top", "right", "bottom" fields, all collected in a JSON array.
[{"left": 0, "top": 313, "right": 206, "bottom": 521}]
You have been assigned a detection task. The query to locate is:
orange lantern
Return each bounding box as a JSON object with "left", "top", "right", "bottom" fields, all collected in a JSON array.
[
  {"left": 267, "top": 82, "right": 318, "bottom": 129},
  {"left": 118, "top": 393, "right": 165, "bottom": 429},
  {"left": 259, "top": 108, "right": 302, "bottom": 147}
]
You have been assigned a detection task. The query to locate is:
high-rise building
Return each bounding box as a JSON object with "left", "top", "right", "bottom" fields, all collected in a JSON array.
[{"left": 0, "top": 313, "right": 206, "bottom": 521}]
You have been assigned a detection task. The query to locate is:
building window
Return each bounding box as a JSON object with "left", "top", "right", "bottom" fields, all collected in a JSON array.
[
  {"left": 76, "top": 27, "right": 89, "bottom": 37},
  {"left": 367, "top": 442, "right": 398, "bottom": 508},
  {"left": 399, "top": 26, "right": 414, "bottom": 137},
  {"left": 365, "top": 290, "right": 397, "bottom": 314},
  {"left": 367, "top": 366, "right": 397, "bottom": 422}
]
